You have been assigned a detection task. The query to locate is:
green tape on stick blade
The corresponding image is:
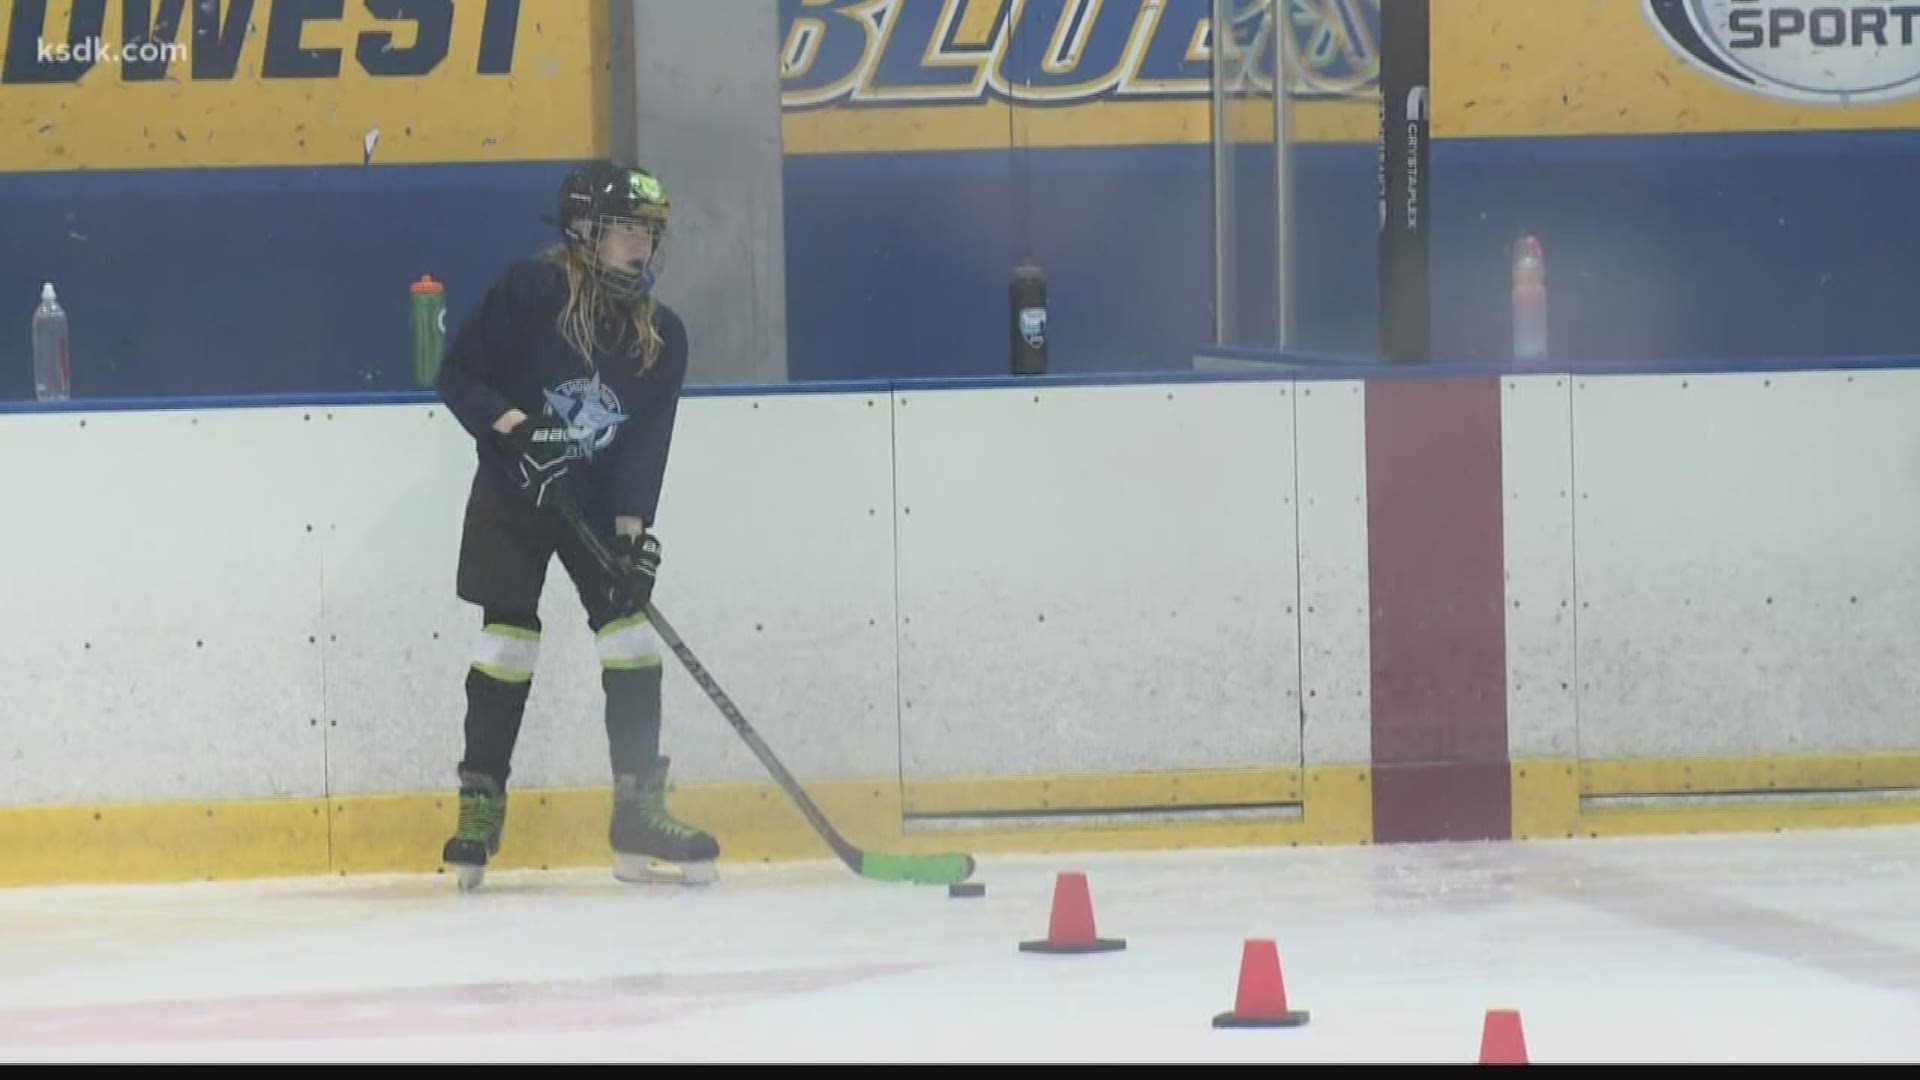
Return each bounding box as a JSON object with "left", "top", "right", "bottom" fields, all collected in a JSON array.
[{"left": 860, "top": 852, "right": 976, "bottom": 886}]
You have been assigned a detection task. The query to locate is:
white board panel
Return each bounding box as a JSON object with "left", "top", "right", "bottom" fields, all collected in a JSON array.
[
  {"left": 0, "top": 409, "right": 328, "bottom": 805},
  {"left": 309, "top": 404, "right": 482, "bottom": 797},
  {"left": 1501, "top": 375, "right": 1578, "bottom": 760},
  {"left": 892, "top": 382, "right": 1302, "bottom": 785},
  {"left": 1293, "top": 381, "right": 1372, "bottom": 766},
  {"left": 473, "top": 391, "right": 905, "bottom": 791},
  {"left": 1572, "top": 369, "right": 1920, "bottom": 760}
]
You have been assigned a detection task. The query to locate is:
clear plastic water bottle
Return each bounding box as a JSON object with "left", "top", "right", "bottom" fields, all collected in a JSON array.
[
  {"left": 1511, "top": 236, "right": 1548, "bottom": 364},
  {"left": 32, "top": 282, "right": 70, "bottom": 401}
]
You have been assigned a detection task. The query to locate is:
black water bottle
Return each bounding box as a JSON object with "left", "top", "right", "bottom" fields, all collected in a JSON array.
[{"left": 1010, "top": 259, "right": 1048, "bottom": 375}]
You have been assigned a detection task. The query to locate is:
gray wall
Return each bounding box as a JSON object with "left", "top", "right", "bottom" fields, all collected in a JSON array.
[{"left": 611, "top": 1, "right": 789, "bottom": 385}]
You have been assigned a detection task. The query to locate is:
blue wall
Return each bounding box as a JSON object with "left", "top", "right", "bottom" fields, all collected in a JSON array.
[
  {"left": 0, "top": 162, "right": 571, "bottom": 401},
  {"left": 6, "top": 130, "right": 1920, "bottom": 400},
  {"left": 780, "top": 142, "right": 1379, "bottom": 381},
  {"left": 781, "top": 128, "right": 1920, "bottom": 380},
  {"left": 1430, "top": 130, "right": 1920, "bottom": 366}
]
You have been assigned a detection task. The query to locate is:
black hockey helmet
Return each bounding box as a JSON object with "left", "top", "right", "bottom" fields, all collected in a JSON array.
[{"left": 555, "top": 160, "right": 670, "bottom": 300}]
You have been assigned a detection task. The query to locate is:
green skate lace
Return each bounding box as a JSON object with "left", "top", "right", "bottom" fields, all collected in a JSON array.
[
  {"left": 635, "top": 787, "right": 702, "bottom": 840},
  {"left": 455, "top": 790, "right": 506, "bottom": 842}
]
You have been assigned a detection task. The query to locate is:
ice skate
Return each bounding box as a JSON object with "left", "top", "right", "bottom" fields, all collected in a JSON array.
[
  {"left": 442, "top": 770, "right": 508, "bottom": 891},
  {"left": 611, "top": 756, "right": 719, "bottom": 886}
]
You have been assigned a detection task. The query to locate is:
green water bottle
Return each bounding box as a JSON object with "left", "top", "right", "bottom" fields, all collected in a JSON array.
[{"left": 410, "top": 274, "right": 445, "bottom": 387}]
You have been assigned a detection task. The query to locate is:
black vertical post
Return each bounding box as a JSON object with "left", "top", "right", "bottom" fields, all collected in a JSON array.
[
  {"left": 606, "top": 0, "right": 638, "bottom": 164},
  {"left": 1377, "top": 0, "right": 1431, "bottom": 363}
]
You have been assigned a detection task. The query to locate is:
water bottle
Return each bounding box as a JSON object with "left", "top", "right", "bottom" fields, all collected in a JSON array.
[
  {"left": 32, "top": 282, "right": 70, "bottom": 401},
  {"left": 1010, "top": 259, "right": 1048, "bottom": 376},
  {"left": 410, "top": 274, "right": 446, "bottom": 387},
  {"left": 1512, "top": 236, "right": 1548, "bottom": 364}
]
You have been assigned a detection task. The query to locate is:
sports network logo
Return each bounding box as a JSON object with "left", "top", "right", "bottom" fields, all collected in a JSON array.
[
  {"left": 1643, "top": 0, "right": 1920, "bottom": 106},
  {"left": 35, "top": 37, "right": 188, "bottom": 65}
]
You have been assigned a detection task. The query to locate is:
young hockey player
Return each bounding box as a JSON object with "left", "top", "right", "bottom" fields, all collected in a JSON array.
[{"left": 433, "top": 160, "right": 717, "bottom": 890}]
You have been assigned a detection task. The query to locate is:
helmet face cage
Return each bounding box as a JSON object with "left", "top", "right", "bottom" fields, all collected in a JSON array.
[
  {"left": 570, "top": 212, "right": 667, "bottom": 300},
  {"left": 559, "top": 163, "right": 670, "bottom": 300}
]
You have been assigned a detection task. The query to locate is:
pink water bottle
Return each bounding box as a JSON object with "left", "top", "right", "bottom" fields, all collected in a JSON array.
[{"left": 1512, "top": 235, "right": 1547, "bottom": 363}]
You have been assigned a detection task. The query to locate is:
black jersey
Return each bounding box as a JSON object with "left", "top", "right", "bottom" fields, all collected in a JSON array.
[{"left": 437, "top": 254, "right": 689, "bottom": 526}]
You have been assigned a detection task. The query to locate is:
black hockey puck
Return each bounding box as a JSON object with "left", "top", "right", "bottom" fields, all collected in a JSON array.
[{"left": 949, "top": 881, "right": 986, "bottom": 898}]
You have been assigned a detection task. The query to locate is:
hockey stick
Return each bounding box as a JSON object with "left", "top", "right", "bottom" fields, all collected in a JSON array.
[{"left": 554, "top": 493, "right": 976, "bottom": 887}]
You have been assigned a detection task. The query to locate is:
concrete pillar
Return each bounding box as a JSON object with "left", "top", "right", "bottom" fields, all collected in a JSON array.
[{"left": 610, "top": 1, "right": 790, "bottom": 385}]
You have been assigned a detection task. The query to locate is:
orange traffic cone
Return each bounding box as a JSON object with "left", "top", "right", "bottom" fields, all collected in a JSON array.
[
  {"left": 1211, "top": 938, "right": 1309, "bottom": 1028},
  {"left": 1479, "top": 1008, "right": 1528, "bottom": 1063},
  {"left": 1018, "top": 872, "right": 1126, "bottom": 953}
]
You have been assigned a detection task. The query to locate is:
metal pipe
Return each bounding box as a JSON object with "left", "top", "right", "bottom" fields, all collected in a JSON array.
[
  {"left": 1272, "top": 0, "right": 1293, "bottom": 349},
  {"left": 1210, "top": 0, "right": 1233, "bottom": 345}
]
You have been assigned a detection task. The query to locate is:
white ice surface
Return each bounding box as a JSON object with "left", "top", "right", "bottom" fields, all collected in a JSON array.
[{"left": 6, "top": 826, "right": 1920, "bottom": 1062}]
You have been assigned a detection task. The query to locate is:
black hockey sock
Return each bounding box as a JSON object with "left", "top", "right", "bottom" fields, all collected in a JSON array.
[
  {"left": 603, "top": 664, "right": 664, "bottom": 778},
  {"left": 460, "top": 610, "right": 541, "bottom": 788},
  {"left": 461, "top": 667, "right": 531, "bottom": 788}
]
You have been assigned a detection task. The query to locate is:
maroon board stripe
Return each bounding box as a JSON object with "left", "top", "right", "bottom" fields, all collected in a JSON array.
[{"left": 1365, "top": 377, "right": 1511, "bottom": 843}]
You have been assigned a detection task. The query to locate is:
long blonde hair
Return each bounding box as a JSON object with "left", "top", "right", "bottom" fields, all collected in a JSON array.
[{"left": 543, "top": 244, "right": 663, "bottom": 371}]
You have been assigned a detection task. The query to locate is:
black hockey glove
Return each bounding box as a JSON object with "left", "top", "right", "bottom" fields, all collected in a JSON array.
[
  {"left": 502, "top": 416, "right": 574, "bottom": 509},
  {"left": 612, "top": 532, "right": 661, "bottom": 613}
]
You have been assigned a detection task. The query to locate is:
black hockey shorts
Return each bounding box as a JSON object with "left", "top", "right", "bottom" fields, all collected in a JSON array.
[{"left": 455, "top": 469, "right": 633, "bottom": 633}]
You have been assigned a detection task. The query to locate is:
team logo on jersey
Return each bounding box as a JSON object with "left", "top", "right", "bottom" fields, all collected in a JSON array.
[
  {"left": 543, "top": 373, "right": 628, "bottom": 460},
  {"left": 1643, "top": 0, "right": 1920, "bottom": 106}
]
